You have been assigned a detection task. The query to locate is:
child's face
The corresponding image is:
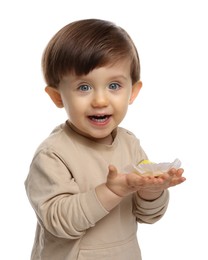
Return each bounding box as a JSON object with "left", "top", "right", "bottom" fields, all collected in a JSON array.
[{"left": 54, "top": 59, "right": 140, "bottom": 144}]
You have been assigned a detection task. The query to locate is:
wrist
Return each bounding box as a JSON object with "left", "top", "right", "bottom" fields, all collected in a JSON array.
[
  {"left": 95, "top": 183, "right": 123, "bottom": 211},
  {"left": 138, "top": 189, "right": 164, "bottom": 201}
]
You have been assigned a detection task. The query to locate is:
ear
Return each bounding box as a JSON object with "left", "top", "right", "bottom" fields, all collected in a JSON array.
[
  {"left": 45, "top": 86, "right": 64, "bottom": 108},
  {"left": 129, "top": 81, "right": 142, "bottom": 104}
]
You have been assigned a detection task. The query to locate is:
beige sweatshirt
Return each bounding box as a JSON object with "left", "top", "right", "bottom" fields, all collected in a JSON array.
[{"left": 25, "top": 122, "right": 169, "bottom": 260}]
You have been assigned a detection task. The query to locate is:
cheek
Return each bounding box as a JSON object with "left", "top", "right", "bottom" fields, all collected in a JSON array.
[
  {"left": 61, "top": 97, "right": 75, "bottom": 116},
  {"left": 117, "top": 92, "right": 131, "bottom": 107},
  {"left": 65, "top": 99, "right": 88, "bottom": 119},
  {"left": 114, "top": 97, "right": 129, "bottom": 116}
]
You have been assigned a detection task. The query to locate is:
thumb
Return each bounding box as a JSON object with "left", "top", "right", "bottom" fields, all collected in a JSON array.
[{"left": 108, "top": 164, "right": 118, "bottom": 179}]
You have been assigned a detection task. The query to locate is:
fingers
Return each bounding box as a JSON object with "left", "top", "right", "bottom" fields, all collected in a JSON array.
[
  {"left": 175, "top": 168, "right": 184, "bottom": 177},
  {"left": 167, "top": 168, "right": 176, "bottom": 177},
  {"left": 165, "top": 168, "right": 186, "bottom": 187},
  {"left": 108, "top": 164, "right": 118, "bottom": 179},
  {"left": 168, "top": 167, "right": 184, "bottom": 176}
]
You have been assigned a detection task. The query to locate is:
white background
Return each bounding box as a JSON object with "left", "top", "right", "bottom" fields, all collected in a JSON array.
[{"left": 1, "top": 0, "right": 207, "bottom": 259}]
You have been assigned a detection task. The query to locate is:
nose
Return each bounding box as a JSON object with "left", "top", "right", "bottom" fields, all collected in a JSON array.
[{"left": 91, "top": 90, "right": 109, "bottom": 107}]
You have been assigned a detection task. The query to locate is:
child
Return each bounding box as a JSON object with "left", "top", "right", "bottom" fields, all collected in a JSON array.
[{"left": 25, "top": 19, "right": 186, "bottom": 260}]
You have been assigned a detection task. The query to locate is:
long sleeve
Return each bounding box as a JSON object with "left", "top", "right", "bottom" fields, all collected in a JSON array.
[
  {"left": 25, "top": 149, "right": 109, "bottom": 239},
  {"left": 133, "top": 190, "right": 169, "bottom": 224}
]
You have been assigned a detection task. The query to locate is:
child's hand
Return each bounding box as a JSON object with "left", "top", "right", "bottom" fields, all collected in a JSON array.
[
  {"left": 106, "top": 165, "right": 186, "bottom": 199},
  {"left": 96, "top": 165, "right": 186, "bottom": 211},
  {"left": 137, "top": 167, "right": 186, "bottom": 200}
]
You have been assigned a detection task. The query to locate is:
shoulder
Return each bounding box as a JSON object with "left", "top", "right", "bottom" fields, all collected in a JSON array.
[
  {"left": 117, "top": 127, "right": 146, "bottom": 152},
  {"left": 116, "top": 127, "right": 147, "bottom": 162},
  {"left": 116, "top": 126, "right": 143, "bottom": 149},
  {"left": 32, "top": 122, "right": 74, "bottom": 159},
  {"left": 117, "top": 126, "right": 138, "bottom": 140}
]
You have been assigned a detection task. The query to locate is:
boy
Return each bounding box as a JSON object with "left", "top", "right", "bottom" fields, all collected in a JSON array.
[{"left": 25, "top": 19, "right": 185, "bottom": 260}]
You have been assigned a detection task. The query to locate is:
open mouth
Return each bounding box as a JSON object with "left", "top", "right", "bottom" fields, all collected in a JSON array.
[{"left": 88, "top": 115, "right": 111, "bottom": 123}]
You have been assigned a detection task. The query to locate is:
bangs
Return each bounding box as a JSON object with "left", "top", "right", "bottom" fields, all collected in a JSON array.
[{"left": 42, "top": 19, "right": 140, "bottom": 87}]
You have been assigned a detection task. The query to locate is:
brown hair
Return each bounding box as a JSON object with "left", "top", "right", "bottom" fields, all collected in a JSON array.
[{"left": 42, "top": 19, "right": 140, "bottom": 88}]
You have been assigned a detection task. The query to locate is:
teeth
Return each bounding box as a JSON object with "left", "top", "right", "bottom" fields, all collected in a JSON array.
[{"left": 89, "top": 115, "right": 109, "bottom": 122}]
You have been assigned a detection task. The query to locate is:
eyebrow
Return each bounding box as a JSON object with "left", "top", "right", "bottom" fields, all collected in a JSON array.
[
  {"left": 107, "top": 74, "right": 129, "bottom": 82},
  {"left": 69, "top": 74, "right": 129, "bottom": 83}
]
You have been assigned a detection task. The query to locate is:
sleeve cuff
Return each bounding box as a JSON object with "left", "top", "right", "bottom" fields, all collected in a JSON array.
[{"left": 135, "top": 190, "right": 169, "bottom": 209}]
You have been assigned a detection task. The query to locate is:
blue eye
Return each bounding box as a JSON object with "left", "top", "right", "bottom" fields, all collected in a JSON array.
[
  {"left": 109, "top": 82, "right": 120, "bottom": 90},
  {"left": 78, "top": 84, "right": 91, "bottom": 91}
]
